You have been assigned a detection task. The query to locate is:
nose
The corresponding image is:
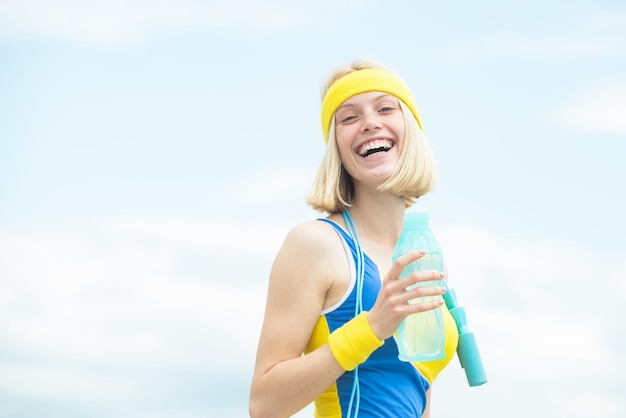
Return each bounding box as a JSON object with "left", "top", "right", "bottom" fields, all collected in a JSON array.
[{"left": 360, "top": 111, "right": 382, "bottom": 134}]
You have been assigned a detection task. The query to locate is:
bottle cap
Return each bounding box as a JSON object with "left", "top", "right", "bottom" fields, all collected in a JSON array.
[{"left": 403, "top": 212, "right": 430, "bottom": 230}]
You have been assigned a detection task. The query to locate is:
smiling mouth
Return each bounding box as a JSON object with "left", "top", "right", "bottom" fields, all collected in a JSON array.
[{"left": 358, "top": 139, "right": 394, "bottom": 158}]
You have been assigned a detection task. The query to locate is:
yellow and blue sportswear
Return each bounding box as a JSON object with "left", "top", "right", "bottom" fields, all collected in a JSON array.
[{"left": 304, "top": 219, "right": 458, "bottom": 417}]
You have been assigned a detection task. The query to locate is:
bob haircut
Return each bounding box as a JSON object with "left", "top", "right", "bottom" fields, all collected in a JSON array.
[{"left": 307, "top": 60, "right": 437, "bottom": 214}]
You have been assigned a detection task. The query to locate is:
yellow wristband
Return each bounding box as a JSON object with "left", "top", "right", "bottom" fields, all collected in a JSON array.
[{"left": 328, "top": 312, "right": 384, "bottom": 371}]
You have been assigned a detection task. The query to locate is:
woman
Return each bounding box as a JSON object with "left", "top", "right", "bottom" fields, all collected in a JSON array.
[{"left": 249, "top": 60, "right": 459, "bottom": 418}]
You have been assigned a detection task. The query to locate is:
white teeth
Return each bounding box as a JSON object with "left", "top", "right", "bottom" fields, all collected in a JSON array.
[{"left": 358, "top": 139, "right": 393, "bottom": 157}]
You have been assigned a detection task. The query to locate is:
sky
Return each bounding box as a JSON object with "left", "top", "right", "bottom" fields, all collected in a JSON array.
[{"left": 0, "top": 0, "right": 625, "bottom": 417}]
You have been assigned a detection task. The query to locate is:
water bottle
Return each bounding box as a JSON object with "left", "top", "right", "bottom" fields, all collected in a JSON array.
[{"left": 392, "top": 212, "right": 446, "bottom": 362}]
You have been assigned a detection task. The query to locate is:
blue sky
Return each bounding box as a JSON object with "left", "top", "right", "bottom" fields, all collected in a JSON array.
[{"left": 1, "top": 1, "right": 625, "bottom": 417}]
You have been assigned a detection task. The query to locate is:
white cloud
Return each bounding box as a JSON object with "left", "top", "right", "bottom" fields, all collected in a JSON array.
[
  {"left": 435, "top": 11, "right": 626, "bottom": 63},
  {"left": 0, "top": 0, "right": 355, "bottom": 44},
  {"left": 0, "top": 0, "right": 186, "bottom": 43},
  {"left": 556, "top": 391, "right": 626, "bottom": 417},
  {"left": 552, "top": 80, "right": 626, "bottom": 135},
  {"left": 217, "top": 165, "right": 317, "bottom": 209},
  {"left": 105, "top": 214, "right": 289, "bottom": 258},
  {"left": 0, "top": 362, "right": 140, "bottom": 401},
  {"left": 0, "top": 217, "right": 271, "bottom": 403},
  {"left": 437, "top": 36, "right": 624, "bottom": 64},
  {"left": 587, "top": 10, "right": 626, "bottom": 33}
]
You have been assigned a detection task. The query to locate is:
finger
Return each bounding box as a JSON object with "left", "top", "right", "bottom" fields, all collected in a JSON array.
[
  {"left": 407, "top": 298, "right": 445, "bottom": 314},
  {"left": 385, "top": 250, "right": 425, "bottom": 282},
  {"left": 405, "top": 282, "right": 447, "bottom": 301},
  {"left": 399, "top": 270, "right": 444, "bottom": 288}
]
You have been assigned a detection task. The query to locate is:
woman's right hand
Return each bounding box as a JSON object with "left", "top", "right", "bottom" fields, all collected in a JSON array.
[{"left": 366, "top": 250, "right": 446, "bottom": 340}]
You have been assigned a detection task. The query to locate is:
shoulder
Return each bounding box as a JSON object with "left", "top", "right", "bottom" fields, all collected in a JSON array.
[
  {"left": 272, "top": 219, "right": 347, "bottom": 285},
  {"left": 265, "top": 219, "right": 348, "bottom": 317},
  {"left": 283, "top": 219, "right": 340, "bottom": 252}
]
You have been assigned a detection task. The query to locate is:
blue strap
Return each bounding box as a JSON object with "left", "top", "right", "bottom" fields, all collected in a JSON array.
[{"left": 342, "top": 210, "right": 365, "bottom": 418}]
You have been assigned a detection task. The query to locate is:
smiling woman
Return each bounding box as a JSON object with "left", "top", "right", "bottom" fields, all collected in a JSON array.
[
  {"left": 309, "top": 62, "right": 437, "bottom": 215},
  {"left": 249, "top": 59, "right": 455, "bottom": 418}
]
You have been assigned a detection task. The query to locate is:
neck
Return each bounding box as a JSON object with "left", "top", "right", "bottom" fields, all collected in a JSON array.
[{"left": 344, "top": 188, "right": 406, "bottom": 248}]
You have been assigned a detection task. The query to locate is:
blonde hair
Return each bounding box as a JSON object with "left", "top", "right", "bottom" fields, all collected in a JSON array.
[{"left": 306, "top": 60, "right": 437, "bottom": 214}]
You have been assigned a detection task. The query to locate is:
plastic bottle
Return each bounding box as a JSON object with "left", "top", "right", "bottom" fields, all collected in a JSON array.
[{"left": 392, "top": 212, "right": 446, "bottom": 362}]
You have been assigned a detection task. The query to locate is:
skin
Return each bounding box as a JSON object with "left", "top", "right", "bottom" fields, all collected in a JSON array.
[{"left": 249, "top": 91, "right": 445, "bottom": 418}]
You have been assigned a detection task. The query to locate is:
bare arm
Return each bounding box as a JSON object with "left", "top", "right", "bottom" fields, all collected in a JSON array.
[
  {"left": 422, "top": 388, "right": 432, "bottom": 418},
  {"left": 249, "top": 222, "right": 347, "bottom": 418}
]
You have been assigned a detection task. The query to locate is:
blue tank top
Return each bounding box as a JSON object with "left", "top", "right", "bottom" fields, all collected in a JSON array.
[{"left": 304, "top": 219, "right": 430, "bottom": 417}]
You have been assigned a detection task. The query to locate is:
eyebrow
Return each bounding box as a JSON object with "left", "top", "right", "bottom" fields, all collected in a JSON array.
[{"left": 336, "top": 93, "right": 396, "bottom": 111}]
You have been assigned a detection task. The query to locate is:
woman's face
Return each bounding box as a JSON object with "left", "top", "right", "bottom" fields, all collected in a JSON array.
[{"left": 334, "top": 91, "right": 405, "bottom": 188}]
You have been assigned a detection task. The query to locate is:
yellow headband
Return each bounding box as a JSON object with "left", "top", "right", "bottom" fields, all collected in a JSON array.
[{"left": 320, "top": 68, "right": 423, "bottom": 143}]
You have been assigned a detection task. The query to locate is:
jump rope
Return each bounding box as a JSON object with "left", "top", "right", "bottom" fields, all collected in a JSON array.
[{"left": 342, "top": 210, "right": 365, "bottom": 418}]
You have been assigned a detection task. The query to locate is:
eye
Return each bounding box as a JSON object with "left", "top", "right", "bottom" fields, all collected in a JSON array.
[
  {"left": 338, "top": 114, "right": 358, "bottom": 124},
  {"left": 379, "top": 105, "right": 395, "bottom": 113}
]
